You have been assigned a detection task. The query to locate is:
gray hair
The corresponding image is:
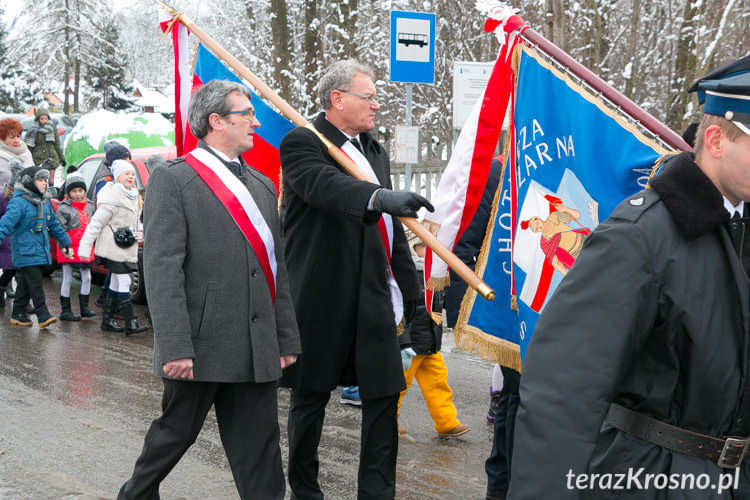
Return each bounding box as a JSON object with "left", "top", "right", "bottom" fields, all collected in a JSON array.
[
  {"left": 318, "top": 59, "right": 375, "bottom": 110},
  {"left": 188, "top": 80, "right": 253, "bottom": 139}
]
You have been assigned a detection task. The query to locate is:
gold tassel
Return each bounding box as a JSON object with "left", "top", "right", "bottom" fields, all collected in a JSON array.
[
  {"left": 510, "top": 294, "right": 518, "bottom": 312},
  {"left": 645, "top": 151, "right": 681, "bottom": 189},
  {"left": 426, "top": 275, "right": 450, "bottom": 291}
]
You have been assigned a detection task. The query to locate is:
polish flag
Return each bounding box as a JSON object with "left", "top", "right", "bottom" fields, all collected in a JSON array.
[{"left": 158, "top": 8, "right": 191, "bottom": 156}]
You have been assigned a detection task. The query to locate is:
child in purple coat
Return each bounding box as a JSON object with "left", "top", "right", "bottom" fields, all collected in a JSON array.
[{"left": 0, "top": 183, "right": 17, "bottom": 307}]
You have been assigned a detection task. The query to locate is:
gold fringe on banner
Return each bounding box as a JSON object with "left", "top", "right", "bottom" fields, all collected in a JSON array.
[
  {"left": 520, "top": 45, "right": 670, "bottom": 156},
  {"left": 645, "top": 151, "right": 682, "bottom": 189}
]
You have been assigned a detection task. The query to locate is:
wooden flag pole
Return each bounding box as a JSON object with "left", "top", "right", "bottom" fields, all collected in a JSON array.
[{"left": 154, "top": 0, "right": 495, "bottom": 301}]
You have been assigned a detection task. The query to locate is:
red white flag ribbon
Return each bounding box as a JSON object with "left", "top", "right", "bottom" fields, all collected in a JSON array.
[
  {"left": 422, "top": 13, "right": 527, "bottom": 312},
  {"left": 159, "top": 8, "right": 191, "bottom": 156},
  {"left": 185, "top": 148, "right": 277, "bottom": 302},
  {"left": 341, "top": 141, "right": 404, "bottom": 326}
]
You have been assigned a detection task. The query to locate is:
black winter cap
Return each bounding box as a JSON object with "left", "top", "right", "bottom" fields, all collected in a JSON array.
[{"left": 104, "top": 142, "right": 131, "bottom": 166}]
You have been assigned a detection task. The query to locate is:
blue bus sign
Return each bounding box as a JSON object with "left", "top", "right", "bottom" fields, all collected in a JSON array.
[{"left": 390, "top": 11, "right": 436, "bottom": 84}]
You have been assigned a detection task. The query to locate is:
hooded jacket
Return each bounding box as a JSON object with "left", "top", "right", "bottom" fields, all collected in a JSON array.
[{"left": 0, "top": 185, "right": 70, "bottom": 267}]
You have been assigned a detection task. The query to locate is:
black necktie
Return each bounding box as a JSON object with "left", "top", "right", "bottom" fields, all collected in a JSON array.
[
  {"left": 229, "top": 161, "right": 242, "bottom": 177},
  {"left": 350, "top": 138, "right": 365, "bottom": 155}
]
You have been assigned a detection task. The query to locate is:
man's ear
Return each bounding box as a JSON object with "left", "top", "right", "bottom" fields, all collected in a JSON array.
[
  {"left": 208, "top": 112, "right": 225, "bottom": 132},
  {"left": 703, "top": 124, "right": 725, "bottom": 159},
  {"left": 330, "top": 91, "right": 344, "bottom": 111}
]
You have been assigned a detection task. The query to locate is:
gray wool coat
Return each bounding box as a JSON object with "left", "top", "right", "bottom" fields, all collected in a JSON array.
[{"left": 143, "top": 145, "right": 301, "bottom": 383}]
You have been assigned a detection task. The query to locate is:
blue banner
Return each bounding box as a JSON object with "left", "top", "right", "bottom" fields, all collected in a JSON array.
[{"left": 458, "top": 47, "right": 669, "bottom": 366}]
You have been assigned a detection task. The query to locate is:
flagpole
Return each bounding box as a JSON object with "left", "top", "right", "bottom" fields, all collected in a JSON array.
[
  {"left": 154, "top": 0, "right": 495, "bottom": 301},
  {"left": 516, "top": 28, "right": 692, "bottom": 152}
]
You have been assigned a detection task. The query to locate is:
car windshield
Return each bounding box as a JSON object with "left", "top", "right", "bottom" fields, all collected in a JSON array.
[{"left": 74, "top": 158, "right": 103, "bottom": 191}]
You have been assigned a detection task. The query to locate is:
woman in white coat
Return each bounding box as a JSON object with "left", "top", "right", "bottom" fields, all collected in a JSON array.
[{"left": 78, "top": 160, "right": 149, "bottom": 335}]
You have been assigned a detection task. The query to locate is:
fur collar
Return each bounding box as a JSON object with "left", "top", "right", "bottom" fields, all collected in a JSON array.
[{"left": 649, "top": 151, "right": 729, "bottom": 240}]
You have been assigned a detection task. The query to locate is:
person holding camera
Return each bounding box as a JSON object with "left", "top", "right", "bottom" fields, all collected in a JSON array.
[{"left": 78, "top": 159, "right": 148, "bottom": 335}]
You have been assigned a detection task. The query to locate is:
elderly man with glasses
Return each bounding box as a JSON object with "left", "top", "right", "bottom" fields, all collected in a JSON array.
[
  {"left": 118, "top": 79, "right": 301, "bottom": 499},
  {"left": 279, "top": 59, "right": 434, "bottom": 499}
]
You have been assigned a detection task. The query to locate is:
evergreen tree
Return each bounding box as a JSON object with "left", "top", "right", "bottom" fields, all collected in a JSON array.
[
  {"left": 85, "top": 17, "right": 134, "bottom": 111},
  {"left": 0, "top": 6, "right": 44, "bottom": 112}
]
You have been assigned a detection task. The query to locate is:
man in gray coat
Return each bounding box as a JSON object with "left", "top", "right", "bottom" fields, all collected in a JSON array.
[{"left": 118, "top": 80, "right": 301, "bottom": 499}]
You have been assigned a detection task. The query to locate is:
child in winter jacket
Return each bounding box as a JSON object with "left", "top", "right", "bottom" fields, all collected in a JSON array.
[
  {"left": 0, "top": 164, "right": 72, "bottom": 327},
  {"left": 78, "top": 159, "right": 148, "bottom": 336},
  {"left": 55, "top": 172, "right": 96, "bottom": 321}
]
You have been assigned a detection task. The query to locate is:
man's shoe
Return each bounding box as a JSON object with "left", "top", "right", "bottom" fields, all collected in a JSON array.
[
  {"left": 488, "top": 388, "right": 502, "bottom": 423},
  {"left": 10, "top": 313, "right": 32, "bottom": 327},
  {"left": 438, "top": 423, "right": 470, "bottom": 438},
  {"left": 37, "top": 312, "right": 58, "bottom": 328},
  {"left": 340, "top": 386, "right": 362, "bottom": 406}
]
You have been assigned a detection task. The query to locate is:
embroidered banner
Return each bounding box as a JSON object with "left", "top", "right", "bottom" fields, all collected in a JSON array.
[{"left": 455, "top": 45, "right": 670, "bottom": 371}]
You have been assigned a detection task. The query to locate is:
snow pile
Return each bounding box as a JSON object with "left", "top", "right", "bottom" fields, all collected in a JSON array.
[
  {"left": 64, "top": 110, "right": 175, "bottom": 166},
  {"left": 67, "top": 110, "right": 173, "bottom": 150}
]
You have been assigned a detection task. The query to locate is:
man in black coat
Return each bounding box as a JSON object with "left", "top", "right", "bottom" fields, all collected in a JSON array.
[
  {"left": 280, "top": 59, "right": 433, "bottom": 499},
  {"left": 509, "top": 58, "right": 750, "bottom": 498}
]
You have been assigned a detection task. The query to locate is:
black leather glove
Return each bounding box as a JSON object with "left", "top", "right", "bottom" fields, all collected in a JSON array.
[
  {"left": 372, "top": 189, "right": 435, "bottom": 218},
  {"left": 404, "top": 298, "right": 419, "bottom": 324}
]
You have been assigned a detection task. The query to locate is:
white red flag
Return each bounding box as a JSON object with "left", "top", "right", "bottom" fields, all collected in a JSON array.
[
  {"left": 422, "top": 11, "right": 527, "bottom": 313},
  {"left": 159, "top": 8, "right": 191, "bottom": 156}
]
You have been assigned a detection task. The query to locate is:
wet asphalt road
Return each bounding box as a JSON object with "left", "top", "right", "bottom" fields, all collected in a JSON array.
[{"left": 0, "top": 272, "right": 497, "bottom": 499}]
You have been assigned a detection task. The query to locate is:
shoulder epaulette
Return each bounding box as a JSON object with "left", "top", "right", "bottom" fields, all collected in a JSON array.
[
  {"left": 165, "top": 158, "right": 184, "bottom": 168},
  {"left": 611, "top": 189, "right": 661, "bottom": 223}
]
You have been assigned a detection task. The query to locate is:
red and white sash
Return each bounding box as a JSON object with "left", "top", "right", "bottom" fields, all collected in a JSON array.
[
  {"left": 341, "top": 141, "right": 404, "bottom": 326},
  {"left": 185, "top": 148, "right": 277, "bottom": 302}
]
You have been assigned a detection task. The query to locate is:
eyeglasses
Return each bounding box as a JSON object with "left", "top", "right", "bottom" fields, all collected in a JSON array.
[
  {"left": 224, "top": 109, "right": 256, "bottom": 121},
  {"left": 337, "top": 89, "right": 378, "bottom": 105}
]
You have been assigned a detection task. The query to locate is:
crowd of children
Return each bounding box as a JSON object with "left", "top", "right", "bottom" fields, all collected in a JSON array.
[{"left": 0, "top": 121, "right": 150, "bottom": 335}]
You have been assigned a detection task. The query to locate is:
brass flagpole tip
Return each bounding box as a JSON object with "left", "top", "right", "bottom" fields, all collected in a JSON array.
[{"left": 477, "top": 283, "right": 495, "bottom": 301}]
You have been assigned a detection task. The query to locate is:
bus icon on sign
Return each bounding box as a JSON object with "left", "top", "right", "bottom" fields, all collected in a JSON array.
[{"left": 397, "top": 32, "right": 428, "bottom": 48}]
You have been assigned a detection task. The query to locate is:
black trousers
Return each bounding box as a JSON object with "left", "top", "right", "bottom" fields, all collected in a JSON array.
[
  {"left": 288, "top": 388, "right": 399, "bottom": 500},
  {"left": 119, "top": 378, "right": 284, "bottom": 500},
  {"left": 0, "top": 268, "right": 16, "bottom": 288},
  {"left": 485, "top": 367, "right": 521, "bottom": 497},
  {"left": 13, "top": 265, "right": 47, "bottom": 314}
]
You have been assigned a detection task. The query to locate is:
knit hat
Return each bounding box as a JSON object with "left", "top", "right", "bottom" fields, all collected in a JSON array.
[
  {"left": 104, "top": 141, "right": 131, "bottom": 166},
  {"left": 65, "top": 173, "right": 86, "bottom": 195},
  {"left": 111, "top": 159, "right": 135, "bottom": 181},
  {"left": 35, "top": 108, "right": 50, "bottom": 121},
  {"left": 20, "top": 165, "right": 50, "bottom": 196}
]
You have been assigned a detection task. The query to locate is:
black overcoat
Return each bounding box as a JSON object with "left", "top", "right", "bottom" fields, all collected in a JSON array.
[
  {"left": 279, "top": 113, "right": 420, "bottom": 399},
  {"left": 509, "top": 152, "right": 750, "bottom": 498}
]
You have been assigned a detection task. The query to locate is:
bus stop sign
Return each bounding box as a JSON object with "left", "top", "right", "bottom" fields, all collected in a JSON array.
[{"left": 390, "top": 10, "right": 436, "bottom": 84}]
